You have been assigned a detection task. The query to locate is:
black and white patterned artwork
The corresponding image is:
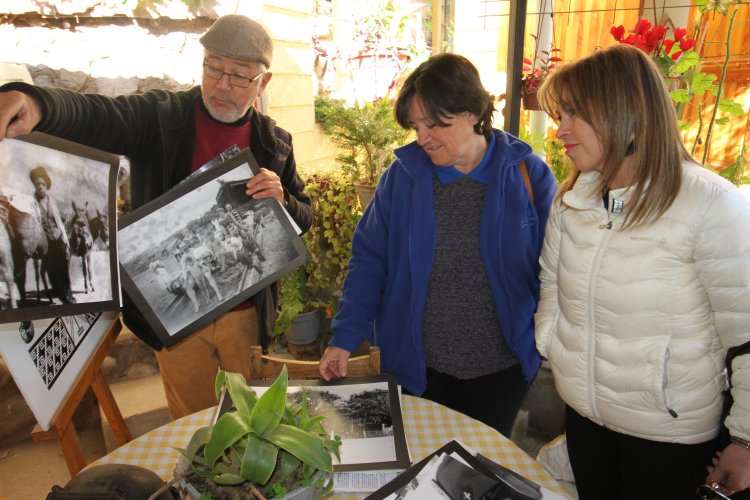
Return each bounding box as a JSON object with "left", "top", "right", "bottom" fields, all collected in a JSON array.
[
  {"left": 0, "top": 311, "right": 116, "bottom": 431},
  {"left": 28, "top": 313, "right": 99, "bottom": 389}
]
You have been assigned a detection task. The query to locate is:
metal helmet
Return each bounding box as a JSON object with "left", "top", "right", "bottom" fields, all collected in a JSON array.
[{"left": 46, "top": 463, "right": 178, "bottom": 499}]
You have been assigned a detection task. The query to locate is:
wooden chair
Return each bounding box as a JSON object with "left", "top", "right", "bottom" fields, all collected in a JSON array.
[{"left": 248, "top": 345, "right": 380, "bottom": 380}]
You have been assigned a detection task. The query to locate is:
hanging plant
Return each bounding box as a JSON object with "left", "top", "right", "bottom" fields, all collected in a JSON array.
[{"left": 521, "top": 34, "right": 562, "bottom": 110}]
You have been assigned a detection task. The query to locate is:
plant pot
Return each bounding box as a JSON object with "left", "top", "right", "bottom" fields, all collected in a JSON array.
[
  {"left": 179, "top": 476, "right": 326, "bottom": 500},
  {"left": 353, "top": 182, "right": 376, "bottom": 210},
  {"left": 521, "top": 87, "right": 541, "bottom": 111},
  {"left": 286, "top": 309, "right": 321, "bottom": 345},
  {"left": 176, "top": 455, "right": 327, "bottom": 500}
]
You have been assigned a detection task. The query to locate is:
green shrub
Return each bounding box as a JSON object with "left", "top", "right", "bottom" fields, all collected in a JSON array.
[
  {"left": 315, "top": 96, "right": 411, "bottom": 185},
  {"left": 275, "top": 171, "right": 362, "bottom": 335}
]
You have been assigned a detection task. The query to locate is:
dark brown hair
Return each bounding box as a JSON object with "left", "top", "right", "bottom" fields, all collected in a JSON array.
[{"left": 395, "top": 53, "right": 495, "bottom": 136}]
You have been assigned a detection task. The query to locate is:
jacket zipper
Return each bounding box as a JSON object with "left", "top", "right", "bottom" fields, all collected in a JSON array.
[
  {"left": 587, "top": 194, "right": 617, "bottom": 419},
  {"left": 663, "top": 348, "right": 679, "bottom": 418}
]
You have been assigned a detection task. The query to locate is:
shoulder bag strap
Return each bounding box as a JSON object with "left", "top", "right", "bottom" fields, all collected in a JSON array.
[{"left": 519, "top": 160, "right": 535, "bottom": 205}]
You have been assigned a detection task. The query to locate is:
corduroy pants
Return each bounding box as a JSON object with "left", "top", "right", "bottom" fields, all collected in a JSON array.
[{"left": 155, "top": 307, "right": 258, "bottom": 419}]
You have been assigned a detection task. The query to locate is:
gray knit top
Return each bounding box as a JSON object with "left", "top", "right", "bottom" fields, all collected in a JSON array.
[{"left": 423, "top": 174, "right": 518, "bottom": 378}]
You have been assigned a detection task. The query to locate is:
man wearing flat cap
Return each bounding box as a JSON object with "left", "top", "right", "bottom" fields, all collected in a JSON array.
[
  {"left": 0, "top": 14, "right": 312, "bottom": 419},
  {"left": 30, "top": 165, "right": 74, "bottom": 304}
]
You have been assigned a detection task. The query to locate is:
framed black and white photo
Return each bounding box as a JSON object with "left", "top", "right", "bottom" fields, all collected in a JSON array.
[
  {"left": 216, "top": 374, "right": 411, "bottom": 473},
  {"left": 0, "top": 132, "right": 120, "bottom": 323},
  {"left": 117, "top": 148, "right": 308, "bottom": 347}
]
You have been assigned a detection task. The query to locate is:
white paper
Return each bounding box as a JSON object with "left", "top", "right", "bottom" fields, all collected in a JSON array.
[{"left": 332, "top": 470, "right": 402, "bottom": 492}]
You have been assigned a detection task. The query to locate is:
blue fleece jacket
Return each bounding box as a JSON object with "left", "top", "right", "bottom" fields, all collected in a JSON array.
[{"left": 330, "top": 129, "right": 557, "bottom": 395}]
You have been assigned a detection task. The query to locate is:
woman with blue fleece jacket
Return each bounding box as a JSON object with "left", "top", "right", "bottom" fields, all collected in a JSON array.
[{"left": 319, "top": 53, "right": 556, "bottom": 436}]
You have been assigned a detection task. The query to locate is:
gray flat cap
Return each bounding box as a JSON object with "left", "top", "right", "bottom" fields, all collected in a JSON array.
[{"left": 199, "top": 15, "right": 273, "bottom": 68}]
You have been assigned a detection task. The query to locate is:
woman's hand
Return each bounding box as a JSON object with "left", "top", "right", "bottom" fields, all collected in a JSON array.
[
  {"left": 319, "top": 346, "right": 351, "bottom": 381},
  {"left": 706, "top": 442, "right": 750, "bottom": 495}
]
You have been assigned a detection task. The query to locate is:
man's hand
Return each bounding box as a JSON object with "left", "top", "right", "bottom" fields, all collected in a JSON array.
[
  {"left": 319, "top": 346, "right": 352, "bottom": 381},
  {"left": 245, "top": 167, "right": 284, "bottom": 204},
  {"left": 706, "top": 442, "right": 750, "bottom": 496},
  {"left": 0, "top": 91, "right": 43, "bottom": 140}
]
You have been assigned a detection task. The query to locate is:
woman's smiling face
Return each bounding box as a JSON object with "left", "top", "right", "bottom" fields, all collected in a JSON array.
[{"left": 407, "top": 96, "right": 485, "bottom": 173}]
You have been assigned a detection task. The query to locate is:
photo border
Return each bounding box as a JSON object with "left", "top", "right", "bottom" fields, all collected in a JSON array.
[
  {"left": 117, "top": 148, "right": 308, "bottom": 347},
  {"left": 0, "top": 131, "right": 120, "bottom": 323},
  {"left": 215, "top": 374, "right": 410, "bottom": 473}
]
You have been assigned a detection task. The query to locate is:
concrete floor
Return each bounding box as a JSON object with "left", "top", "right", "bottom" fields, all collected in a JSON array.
[
  {"left": 0, "top": 374, "right": 169, "bottom": 500},
  {"left": 0, "top": 425, "right": 107, "bottom": 499}
]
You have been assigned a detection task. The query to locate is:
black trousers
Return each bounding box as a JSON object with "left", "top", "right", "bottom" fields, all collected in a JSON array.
[
  {"left": 45, "top": 238, "right": 73, "bottom": 304},
  {"left": 565, "top": 405, "right": 720, "bottom": 500},
  {"left": 414, "top": 363, "right": 528, "bottom": 438}
]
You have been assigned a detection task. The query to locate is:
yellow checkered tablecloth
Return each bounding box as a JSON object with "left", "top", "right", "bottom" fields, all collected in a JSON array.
[{"left": 91, "top": 395, "right": 568, "bottom": 498}]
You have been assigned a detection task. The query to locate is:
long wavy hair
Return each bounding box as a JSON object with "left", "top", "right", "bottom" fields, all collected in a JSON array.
[
  {"left": 538, "top": 44, "right": 691, "bottom": 228},
  {"left": 394, "top": 53, "right": 495, "bottom": 136}
]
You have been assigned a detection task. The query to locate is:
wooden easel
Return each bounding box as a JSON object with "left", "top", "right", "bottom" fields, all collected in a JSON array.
[{"left": 31, "top": 313, "right": 132, "bottom": 477}]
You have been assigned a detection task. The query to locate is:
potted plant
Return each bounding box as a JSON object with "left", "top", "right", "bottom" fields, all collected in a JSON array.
[
  {"left": 275, "top": 172, "right": 362, "bottom": 346},
  {"left": 175, "top": 366, "right": 342, "bottom": 499},
  {"left": 315, "top": 96, "right": 411, "bottom": 208},
  {"left": 521, "top": 34, "right": 561, "bottom": 111},
  {"left": 275, "top": 267, "right": 322, "bottom": 346},
  {"left": 346, "top": 0, "right": 427, "bottom": 102}
]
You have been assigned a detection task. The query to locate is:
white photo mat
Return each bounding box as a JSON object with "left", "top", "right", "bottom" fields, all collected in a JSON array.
[
  {"left": 0, "top": 132, "right": 120, "bottom": 323},
  {"left": 215, "top": 374, "right": 410, "bottom": 473},
  {"left": 0, "top": 311, "right": 117, "bottom": 431}
]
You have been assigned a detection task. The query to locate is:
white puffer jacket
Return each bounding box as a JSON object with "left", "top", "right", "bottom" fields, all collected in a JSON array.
[{"left": 535, "top": 162, "right": 750, "bottom": 444}]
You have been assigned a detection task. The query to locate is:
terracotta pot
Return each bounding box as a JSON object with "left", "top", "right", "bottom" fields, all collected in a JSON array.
[{"left": 521, "top": 86, "right": 541, "bottom": 111}]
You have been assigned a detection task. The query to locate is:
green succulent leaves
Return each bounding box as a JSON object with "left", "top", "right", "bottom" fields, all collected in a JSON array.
[{"left": 179, "top": 366, "right": 341, "bottom": 493}]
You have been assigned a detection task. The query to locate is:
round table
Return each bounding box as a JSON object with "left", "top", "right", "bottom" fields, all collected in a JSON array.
[{"left": 90, "top": 394, "right": 569, "bottom": 498}]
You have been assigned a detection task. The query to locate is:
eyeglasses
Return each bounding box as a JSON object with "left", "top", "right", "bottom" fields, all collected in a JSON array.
[
  {"left": 696, "top": 482, "right": 733, "bottom": 499},
  {"left": 202, "top": 62, "right": 265, "bottom": 88}
]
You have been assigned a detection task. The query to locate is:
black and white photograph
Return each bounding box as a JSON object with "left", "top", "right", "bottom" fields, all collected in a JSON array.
[
  {"left": 370, "top": 440, "right": 555, "bottom": 500},
  {"left": 0, "top": 132, "right": 119, "bottom": 323},
  {"left": 0, "top": 311, "right": 117, "bottom": 431},
  {"left": 217, "top": 374, "right": 410, "bottom": 472},
  {"left": 118, "top": 148, "right": 308, "bottom": 347}
]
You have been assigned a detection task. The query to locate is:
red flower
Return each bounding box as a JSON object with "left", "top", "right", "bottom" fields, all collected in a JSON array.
[
  {"left": 634, "top": 19, "right": 652, "bottom": 34},
  {"left": 611, "top": 19, "right": 667, "bottom": 55},
  {"left": 610, "top": 25, "right": 625, "bottom": 41},
  {"left": 651, "top": 24, "right": 667, "bottom": 42},
  {"left": 673, "top": 28, "right": 687, "bottom": 41},
  {"left": 679, "top": 38, "right": 697, "bottom": 52}
]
